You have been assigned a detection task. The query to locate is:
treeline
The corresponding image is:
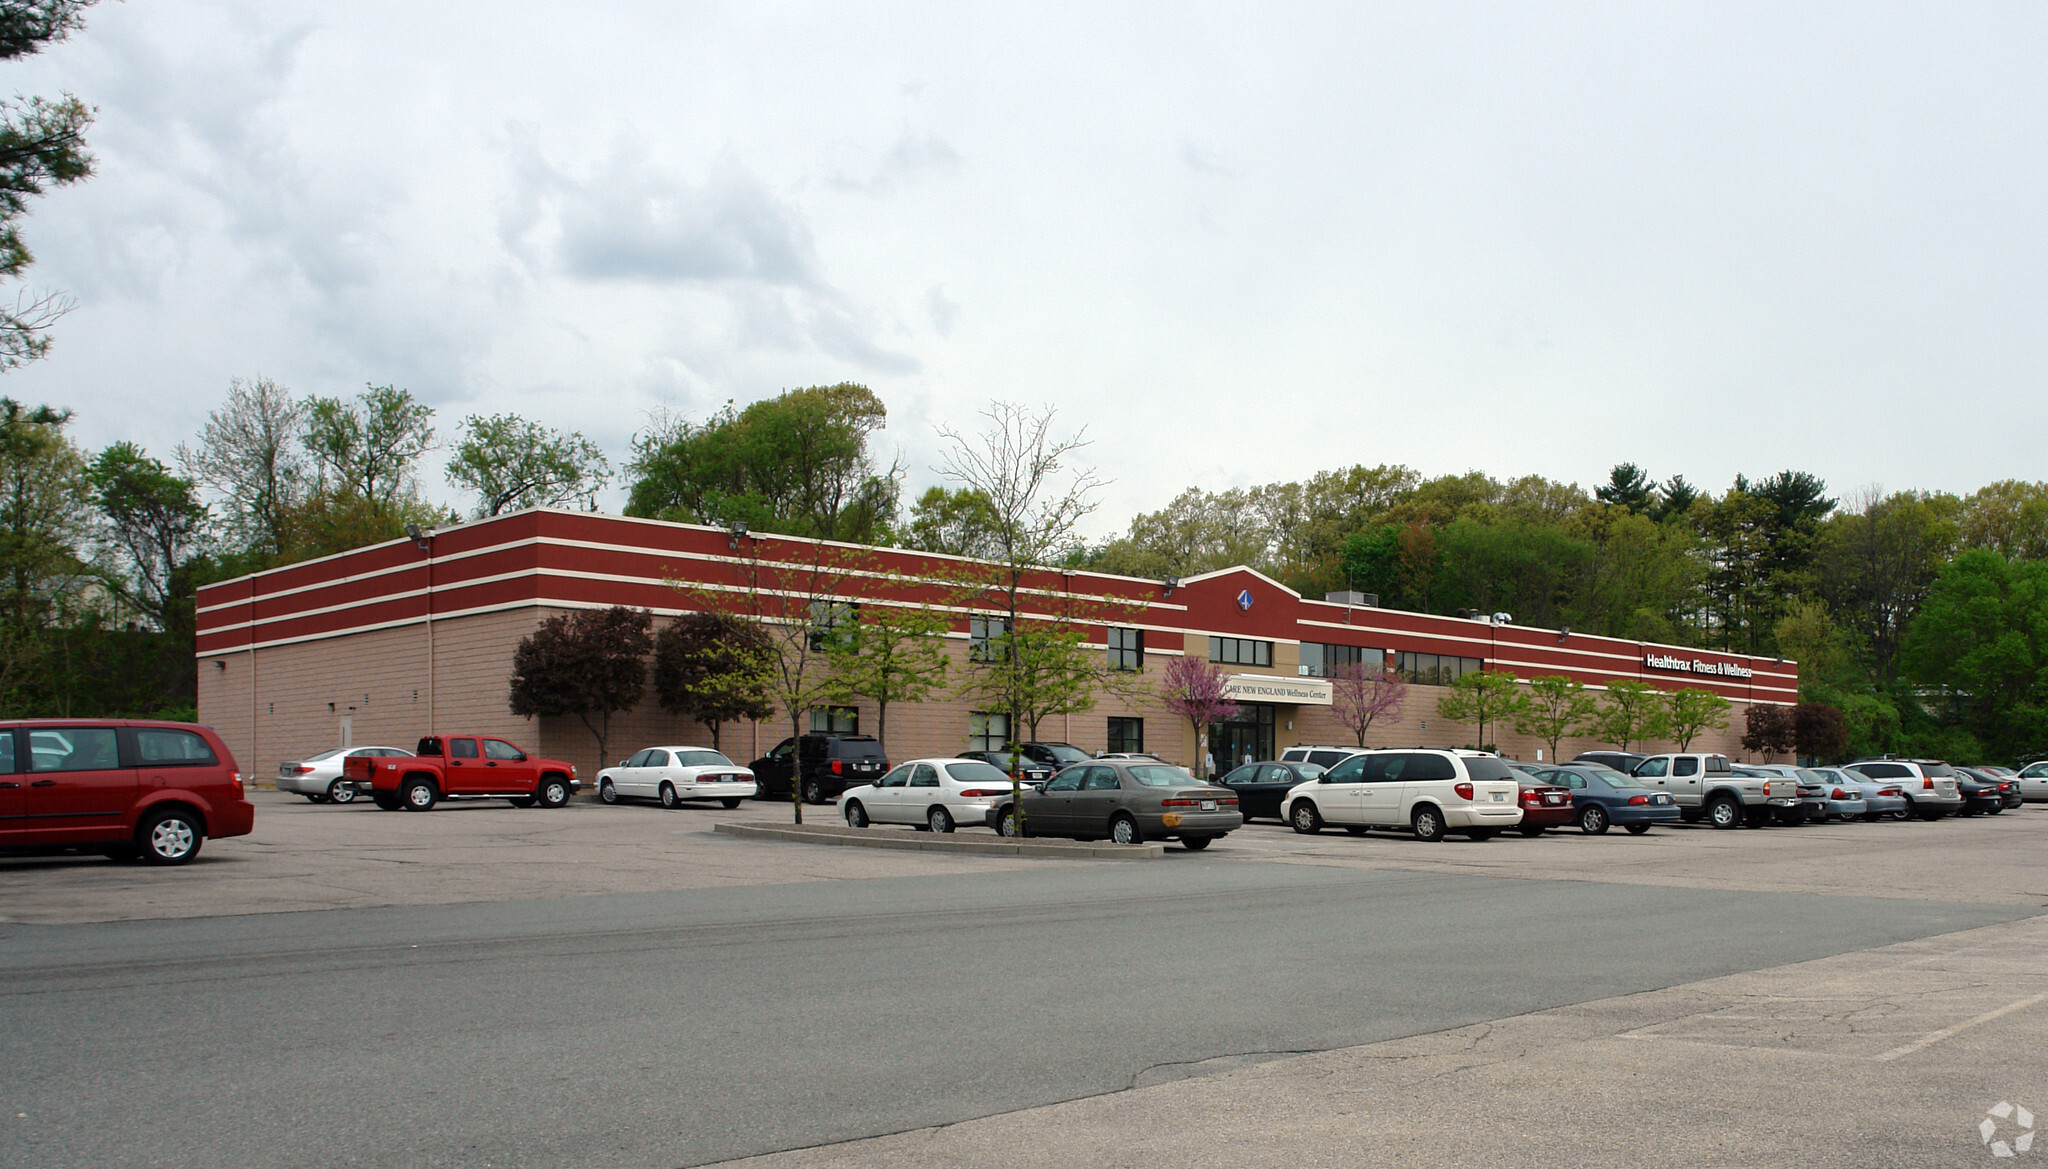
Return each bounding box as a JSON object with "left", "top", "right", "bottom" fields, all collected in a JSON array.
[
  {"left": 1074, "top": 464, "right": 2048, "bottom": 765},
  {"left": 0, "top": 377, "right": 610, "bottom": 718}
]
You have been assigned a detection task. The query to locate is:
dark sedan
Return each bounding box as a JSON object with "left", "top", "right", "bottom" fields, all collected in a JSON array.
[
  {"left": 989, "top": 760, "right": 1243, "bottom": 849},
  {"left": 1512, "top": 775, "right": 1576, "bottom": 836},
  {"left": 958, "top": 750, "right": 1053, "bottom": 788},
  {"left": 1533, "top": 764, "right": 1681, "bottom": 834},
  {"left": 1955, "top": 768, "right": 2012, "bottom": 815},
  {"left": 1218, "top": 760, "right": 1325, "bottom": 821}
]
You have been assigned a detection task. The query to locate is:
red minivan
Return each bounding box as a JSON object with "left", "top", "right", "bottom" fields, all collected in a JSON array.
[{"left": 0, "top": 720, "right": 254, "bottom": 865}]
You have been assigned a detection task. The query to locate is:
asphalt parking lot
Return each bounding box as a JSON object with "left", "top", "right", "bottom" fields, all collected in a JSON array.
[{"left": 5, "top": 794, "right": 2048, "bottom": 1168}]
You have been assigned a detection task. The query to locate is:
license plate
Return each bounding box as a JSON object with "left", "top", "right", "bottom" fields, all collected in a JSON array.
[
  {"left": 1200, "top": 800, "right": 1217, "bottom": 811},
  {"left": 1492, "top": 792, "right": 1505, "bottom": 802}
]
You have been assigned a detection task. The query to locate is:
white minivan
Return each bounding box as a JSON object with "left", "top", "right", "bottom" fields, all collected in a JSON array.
[{"left": 1281, "top": 748, "right": 1524, "bottom": 842}]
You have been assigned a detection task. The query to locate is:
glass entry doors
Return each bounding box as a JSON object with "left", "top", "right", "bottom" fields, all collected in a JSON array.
[{"left": 1208, "top": 704, "right": 1275, "bottom": 773}]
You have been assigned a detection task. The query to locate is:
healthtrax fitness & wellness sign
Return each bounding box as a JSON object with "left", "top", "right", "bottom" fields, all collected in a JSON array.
[{"left": 1643, "top": 652, "right": 1753, "bottom": 679}]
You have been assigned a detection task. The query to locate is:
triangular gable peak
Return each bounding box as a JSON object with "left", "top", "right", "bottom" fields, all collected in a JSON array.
[{"left": 1175, "top": 566, "right": 1304, "bottom": 640}]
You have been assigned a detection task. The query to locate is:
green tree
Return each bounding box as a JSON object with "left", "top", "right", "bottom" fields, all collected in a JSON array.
[
  {"left": 86, "top": 441, "right": 203, "bottom": 631},
  {"left": 823, "top": 601, "right": 949, "bottom": 753},
  {"left": 507, "top": 606, "right": 653, "bottom": 768},
  {"left": 303, "top": 383, "right": 436, "bottom": 508},
  {"left": 1958, "top": 480, "right": 2048, "bottom": 562},
  {"left": 1089, "top": 485, "right": 1272, "bottom": 581},
  {"left": 1898, "top": 549, "right": 2048, "bottom": 760},
  {"left": 626, "top": 383, "right": 899, "bottom": 542},
  {"left": 1817, "top": 489, "right": 1961, "bottom": 687},
  {"left": 651, "top": 610, "right": 774, "bottom": 752},
  {"left": 1596, "top": 463, "right": 1656, "bottom": 513},
  {"left": 447, "top": 413, "right": 610, "bottom": 517},
  {"left": 899, "top": 486, "right": 1003, "bottom": 558},
  {"left": 1434, "top": 670, "right": 1520, "bottom": 749},
  {"left": 1510, "top": 675, "right": 1598, "bottom": 762},
  {"left": 1652, "top": 475, "right": 1700, "bottom": 523},
  {"left": 0, "top": 1, "right": 96, "bottom": 368},
  {"left": 0, "top": 396, "right": 86, "bottom": 708},
  {"left": 1594, "top": 680, "right": 1670, "bottom": 752},
  {"left": 1664, "top": 688, "right": 1731, "bottom": 751}
]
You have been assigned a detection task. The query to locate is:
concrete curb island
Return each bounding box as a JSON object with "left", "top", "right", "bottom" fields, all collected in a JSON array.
[{"left": 712, "top": 821, "right": 1166, "bottom": 859}]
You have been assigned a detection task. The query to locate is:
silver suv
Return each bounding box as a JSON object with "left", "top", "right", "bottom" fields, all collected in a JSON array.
[
  {"left": 1280, "top": 744, "right": 1366, "bottom": 770},
  {"left": 1846, "top": 758, "right": 1963, "bottom": 819}
]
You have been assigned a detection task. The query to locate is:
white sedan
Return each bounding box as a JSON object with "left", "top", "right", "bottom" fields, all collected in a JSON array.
[
  {"left": 277, "top": 746, "right": 414, "bottom": 803},
  {"left": 839, "top": 758, "right": 1021, "bottom": 833},
  {"left": 597, "top": 746, "right": 758, "bottom": 809}
]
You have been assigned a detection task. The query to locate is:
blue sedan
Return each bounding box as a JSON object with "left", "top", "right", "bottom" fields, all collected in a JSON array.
[
  {"left": 1809, "top": 766, "right": 1908, "bottom": 820},
  {"left": 1533, "top": 764, "right": 1682, "bottom": 835}
]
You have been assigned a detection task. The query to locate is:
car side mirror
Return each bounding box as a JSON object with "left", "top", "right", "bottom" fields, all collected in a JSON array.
[{"left": 1318, "top": 775, "right": 1332, "bottom": 784}]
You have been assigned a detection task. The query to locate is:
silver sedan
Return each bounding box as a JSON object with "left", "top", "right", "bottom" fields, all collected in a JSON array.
[
  {"left": 278, "top": 746, "right": 415, "bottom": 803},
  {"left": 1809, "top": 766, "right": 1907, "bottom": 820}
]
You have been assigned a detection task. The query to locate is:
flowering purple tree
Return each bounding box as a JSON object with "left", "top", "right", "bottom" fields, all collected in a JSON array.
[
  {"left": 1162, "top": 656, "right": 1239, "bottom": 777},
  {"left": 1330, "top": 662, "right": 1406, "bottom": 747}
]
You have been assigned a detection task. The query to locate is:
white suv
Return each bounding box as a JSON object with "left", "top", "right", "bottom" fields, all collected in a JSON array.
[
  {"left": 1279, "top": 744, "right": 1366, "bottom": 770},
  {"left": 1847, "top": 759, "right": 1963, "bottom": 819},
  {"left": 1282, "top": 748, "right": 1524, "bottom": 842}
]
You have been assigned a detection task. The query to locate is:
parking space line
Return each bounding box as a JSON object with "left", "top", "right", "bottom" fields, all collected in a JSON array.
[{"left": 1872, "top": 990, "right": 2048, "bottom": 1062}]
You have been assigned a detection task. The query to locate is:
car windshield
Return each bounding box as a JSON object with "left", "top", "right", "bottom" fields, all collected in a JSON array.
[
  {"left": 944, "top": 761, "right": 1011, "bottom": 784},
  {"left": 1128, "top": 765, "right": 1192, "bottom": 787},
  {"left": 1040, "top": 744, "right": 1091, "bottom": 765},
  {"left": 673, "top": 750, "right": 733, "bottom": 768}
]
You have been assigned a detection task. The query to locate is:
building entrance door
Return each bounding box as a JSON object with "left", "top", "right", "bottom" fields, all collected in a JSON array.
[{"left": 1208, "top": 704, "right": 1275, "bottom": 773}]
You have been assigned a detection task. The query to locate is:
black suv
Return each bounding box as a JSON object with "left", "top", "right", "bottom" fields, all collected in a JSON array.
[
  {"left": 749, "top": 734, "right": 890, "bottom": 804},
  {"left": 1015, "top": 741, "right": 1093, "bottom": 773}
]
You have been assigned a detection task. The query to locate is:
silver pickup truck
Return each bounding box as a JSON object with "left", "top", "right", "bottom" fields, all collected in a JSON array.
[{"left": 1631, "top": 752, "right": 1800, "bottom": 828}]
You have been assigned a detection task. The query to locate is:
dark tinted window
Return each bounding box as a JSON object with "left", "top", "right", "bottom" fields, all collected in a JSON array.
[
  {"left": 1223, "top": 766, "right": 1256, "bottom": 784},
  {"left": 1673, "top": 757, "right": 1698, "bottom": 777},
  {"left": 1855, "top": 762, "right": 1909, "bottom": 778},
  {"left": 1463, "top": 756, "right": 1514, "bottom": 783},
  {"left": 910, "top": 764, "right": 940, "bottom": 787},
  {"left": 0, "top": 729, "right": 15, "bottom": 773},
  {"left": 1405, "top": 753, "right": 1458, "bottom": 781},
  {"left": 834, "top": 738, "right": 887, "bottom": 760},
  {"left": 450, "top": 738, "right": 480, "bottom": 759},
  {"left": 1922, "top": 762, "right": 1955, "bottom": 778},
  {"left": 134, "top": 728, "right": 218, "bottom": 766}
]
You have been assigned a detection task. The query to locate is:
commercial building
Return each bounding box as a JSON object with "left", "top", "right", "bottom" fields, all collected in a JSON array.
[{"left": 196, "top": 508, "right": 1797, "bottom": 779}]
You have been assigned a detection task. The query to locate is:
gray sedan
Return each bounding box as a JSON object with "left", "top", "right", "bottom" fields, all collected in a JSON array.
[
  {"left": 278, "top": 745, "right": 415, "bottom": 803},
  {"left": 989, "top": 761, "right": 1243, "bottom": 849}
]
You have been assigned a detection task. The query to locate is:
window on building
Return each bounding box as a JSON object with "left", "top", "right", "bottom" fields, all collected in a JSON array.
[
  {"left": 1106, "top": 627, "right": 1143, "bottom": 671},
  {"left": 810, "top": 706, "right": 859, "bottom": 734},
  {"left": 968, "top": 711, "right": 1011, "bottom": 753},
  {"left": 1107, "top": 716, "right": 1144, "bottom": 754},
  {"left": 969, "top": 616, "right": 1011, "bottom": 662},
  {"left": 1209, "top": 636, "right": 1272, "bottom": 667},
  {"left": 1394, "top": 652, "right": 1483, "bottom": 686},
  {"left": 808, "top": 600, "right": 857, "bottom": 651},
  {"left": 1299, "top": 642, "right": 1384, "bottom": 677}
]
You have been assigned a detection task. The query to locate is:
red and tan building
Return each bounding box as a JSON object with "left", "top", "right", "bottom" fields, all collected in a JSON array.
[{"left": 196, "top": 508, "right": 1797, "bottom": 779}]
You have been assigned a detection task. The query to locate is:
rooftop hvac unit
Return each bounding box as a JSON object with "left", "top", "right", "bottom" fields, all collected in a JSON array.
[{"left": 1325, "top": 590, "right": 1378, "bottom": 607}]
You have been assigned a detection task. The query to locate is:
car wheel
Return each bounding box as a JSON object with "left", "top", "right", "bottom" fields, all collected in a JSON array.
[
  {"left": 928, "top": 806, "right": 955, "bottom": 834},
  {"left": 137, "top": 807, "right": 203, "bottom": 865},
  {"left": 325, "top": 779, "right": 356, "bottom": 805},
  {"left": 1518, "top": 824, "right": 1545, "bottom": 837},
  {"left": 303, "top": 793, "right": 325, "bottom": 803},
  {"left": 1626, "top": 822, "right": 1652, "bottom": 835},
  {"left": 1411, "top": 805, "right": 1446, "bottom": 843},
  {"left": 1289, "top": 801, "right": 1323, "bottom": 834},
  {"left": 660, "top": 783, "right": 680, "bottom": 809},
  {"left": 1467, "top": 829, "right": 1496, "bottom": 842},
  {"left": 1706, "top": 795, "right": 1741, "bottom": 829},
  {"left": 1580, "top": 804, "right": 1611, "bottom": 834},
  {"left": 720, "top": 797, "right": 741, "bottom": 809},
  {"left": 1182, "top": 836, "right": 1212, "bottom": 851},
  {"left": 402, "top": 779, "right": 437, "bottom": 811},
  {"left": 598, "top": 780, "right": 619, "bottom": 805},
  {"left": 801, "top": 778, "right": 826, "bottom": 805},
  {"left": 995, "top": 807, "right": 1023, "bottom": 838},
  {"left": 373, "top": 793, "right": 402, "bottom": 811},
  {"left": 1109, "top": 814, "right": 1141, "bottom": 845},
  {"left": 845, "top": 800, "right": 869, "bottom": 828},
  {"left": 537, "top": 776, "right": 571, "bottom": 808},
  {"left": 1679, "top": 808, "right": 1703, "bottom": 824}
]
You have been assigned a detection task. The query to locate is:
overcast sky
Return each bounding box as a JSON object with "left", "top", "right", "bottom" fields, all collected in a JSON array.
[{"left": 7, "top": 2, "right": 2047, "bottom": 534}]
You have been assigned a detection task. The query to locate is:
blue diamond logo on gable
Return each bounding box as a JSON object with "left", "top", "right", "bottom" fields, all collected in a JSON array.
[{"left": 1236, "top": 589, "right": 1254, "bottom": 612}]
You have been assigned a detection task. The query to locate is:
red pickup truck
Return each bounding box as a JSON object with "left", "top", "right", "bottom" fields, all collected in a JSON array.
[{"left": 351, "top": 735, "right": 580, "bottom": 811}]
